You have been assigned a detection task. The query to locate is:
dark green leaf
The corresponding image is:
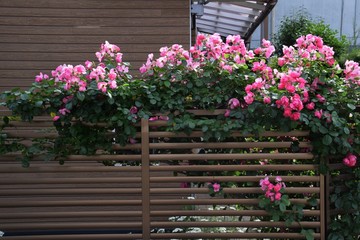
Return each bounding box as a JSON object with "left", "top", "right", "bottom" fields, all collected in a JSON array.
[
  {"left": 279, "top": 203, "right": 286, "bottom": 212},
  {"left": 76, "top": 92, "right": 85, "bottom": 101},
  {"left": 20, "top": 94, "right": 29, "bottom": 101},
  {"left": 35, "top": 100, "right": 43, "bottom": 107},
  {"left": 301, "top": 229, "right": 314, "bottom": 240},
  {"left": 319, "top": 125, "right": 328, "bottom": 134},
  {"left": 322, "top": 135, "right": 332, "bottom": 145},
  {"left": 164, "top": 81, "right": 171, "bottom": 88}
]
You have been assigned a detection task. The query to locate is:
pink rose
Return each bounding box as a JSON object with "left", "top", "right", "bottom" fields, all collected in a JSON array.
[
  {"left": 212, "top": 183, "right": 221, "bottom": 192},
  {"left": 306, "top": 102, "right": 315, "bottom": 110},
  {"left": 130, "top": 106, "right": 138, "bottom": 114},
  {"left": 343, "top": 154, "right": 357, "bottom": 167},
  {"left": 263, "top": 97, "right": 271, "bottom": 104},
  {"left": 224, "top": 109, "right": 231, "bottom": 117},
  {"left": 228, "top": 98, "right": 240, "bottom": 109},
  {"left": 314, "top": 109, "right": 323, "bottom": 119},
  {"left": 275, "top": 192, "right": 282, "bottom": 201}
]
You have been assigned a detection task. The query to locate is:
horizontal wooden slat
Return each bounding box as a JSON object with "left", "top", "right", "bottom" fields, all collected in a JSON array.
[
  {"left": 0, "top": 26, "right": 190, "bottom": 36},
  {"left": 0, "top": 8, "right": 188, "bottom": 18},
  {"left": 0, "top": 17, "right": 188, "bottom": 27},
  {"left": 1, "top": 221, "right": 322, "bottom": 231},
  {"left": 0, "top": 234, "right": 143, "bottom": 240},
  {"left": 0, "top": 152, "right": 314, "bottom": 162},
  {"left": 151, "top": 221, "right": 321, "bottom": 228},
  {"left": 0, "top": 164, "right": 318, "bottom": 173},
  {"left": 150, "top": 232, "right": 322, "bottom": 239},
  {"left": 0, "top": 198, "right": 317, "bottom": 208},
  {"left": 0, "top": 0, "right": 187, "bottom": 9},
  {"left": 149, "top": 153, "right": 314, "bottom": 161},
  {"left": 0, "top": 43, "right": 185, "bottom": 52},
  {"left": 0, "top": 186, "right": 320, "bottom": 196},
  {"left": 0, "top": 199, "right": 142, "bottom": 207},
  {"left": 1, "top": 222, "right": 143, "bottom": 230},
  {"left": 1, "top": 209, "right": 321, "bottom": 219},
  {"left": 150, "top": 175, "right": 320, "bottom": 183},
  {"left": 0, "top": 35, "right": 189, "bottom": 44},
  {"left": 151, "top": 209, "right": 321, "bottom": 217},
  {"left": 1, "top": 211, "right": 142, "bottom": 219},
  {"left": 0, "top": 177, "right": 141, "bottom": 184},
  {"left": 0, "top": 52, "right": 151, "bottom": 61}
]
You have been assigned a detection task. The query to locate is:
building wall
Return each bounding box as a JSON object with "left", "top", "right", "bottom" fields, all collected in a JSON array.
[
  {"left": 0, "top": 0, "right": 190, "bottom": 92},
  {"left": 250, "top": 0, "right": 360, "bottom": 48}
]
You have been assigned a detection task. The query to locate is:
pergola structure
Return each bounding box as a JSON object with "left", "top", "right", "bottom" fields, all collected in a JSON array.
[{"left": 192, "top": 0, "right": 277, "bottom": 42}]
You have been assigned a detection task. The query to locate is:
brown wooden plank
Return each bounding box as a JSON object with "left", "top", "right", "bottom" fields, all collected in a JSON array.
[
  {"left": 0, "top": 52, "right": 149, "bottom": 61},
  {"left": 0, "top": 26, "right": 190, "bottom": 35},
  {"left": 0, "top": 0, "right": 188, "bottom": 9},
  {"left": 0, "top": 34, "right": 189, "bottom": 44},
  {"left": 0, "top": 61, "right": 147, "bottom": 73},
  {"left": 0, "top": 43, "right": 189, "bottom": 52},
  {"left": 0, "top": 7, "right": 188, "bottom": 18},
  {"left": 0, "top": 17, "right": 189, "bottom": 27}
]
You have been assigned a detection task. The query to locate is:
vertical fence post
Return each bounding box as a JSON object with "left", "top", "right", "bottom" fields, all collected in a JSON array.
[
  {"left": 141, "top": 118, "right": 150, "bottom": 239},
  {"left": 320, "top": 173, "right": 326, "bottom": 240}
]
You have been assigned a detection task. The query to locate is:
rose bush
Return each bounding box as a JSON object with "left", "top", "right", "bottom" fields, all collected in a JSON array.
[{"left": 1, "top": 33, "right": 359, "bottom": 239}]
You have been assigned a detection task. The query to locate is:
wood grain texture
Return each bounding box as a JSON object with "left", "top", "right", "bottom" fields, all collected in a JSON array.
[{"left": 0, "top": 0, "right": 190, "bottom": 93}]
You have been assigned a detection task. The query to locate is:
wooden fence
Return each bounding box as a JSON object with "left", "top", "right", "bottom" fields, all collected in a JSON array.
[{"left": 0, "top": 111, "right": 326, "bottom": 239}]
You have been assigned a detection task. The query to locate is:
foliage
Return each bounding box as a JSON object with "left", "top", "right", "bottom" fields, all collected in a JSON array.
[
  {"left": 273, "top": 10, "right": 349, "bottom": 59},
  {"left": 1, "top": 33, "right": 360, "bottom": 239},
  {"left": 339, "top": 47, "right": 360, "bottom": 67},
  {"left": 328, "top": 167, "right": 360, "bottom": 240}
]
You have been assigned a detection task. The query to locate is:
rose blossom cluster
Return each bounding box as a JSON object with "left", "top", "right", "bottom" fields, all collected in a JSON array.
[
  {"left": 241, "top": 34, "right": 339, "bottom": 122},
  {"left": 34, "top": 41, "right": 130, "bottom": 120},
  {"left": 259, "top": 176, "right": 286, "bottom": 202},
  {"left": 139, "top": 33, "right": 258, "bottom": 78},
  {"left": 344, "top": 60, "right": 360, "bottom": 86}
]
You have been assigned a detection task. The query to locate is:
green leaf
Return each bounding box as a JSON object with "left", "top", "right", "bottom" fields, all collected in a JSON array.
[
  {"left": 150, "top": 99, "right": 156, "bottom": 105},
  {"left": 322, "top": 135, "right": 332, "bottom": 145},
  {"left": 108, "top": 97, "right": 115, "bottom": 105},
  {"left": 319, "top": 125, "right": 328, "bottom": 134},
  {"left": 202, "top": 125, "right": 208, "bottom": 132},
  {"left": 35, "top": 100, "right": 43, "bottom": 107},
  {"left": 164, "top": 81, "right": 171, "bottom": 88},
  {"left": 301, "top": 229, "right": 314, "bottom": 240},
  {"left": 347, "top": 103, "right": 356, "bottom": 110},
  {"left": 343, "top": 127, "right": 350, "bottom": 135},
  {"left": 135, "top": 101, "right": 142, "bottom": 107},
  {"left": 279, "top": 203, "right": 286, "bottom": 212},
  {"left": 204, "top": 71, "right": 211, "bottom": 77},
  {"left": 307, "top": 197, "right": 318, "bottom": 207},
  {"left": 327, "top": 104, "right": 335, "bottom": 111},
  {"left": 188, "top": 122, "right": 195, "bottom": 129},
  {"left": 20, "top": 94, "right": 29, "bottom": 101},
  {"left": 76, "top": 92, "right": 85, "bottom": 101},
  {"left": 195, "top": 80, "right": 203, "bottom": 87}
]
